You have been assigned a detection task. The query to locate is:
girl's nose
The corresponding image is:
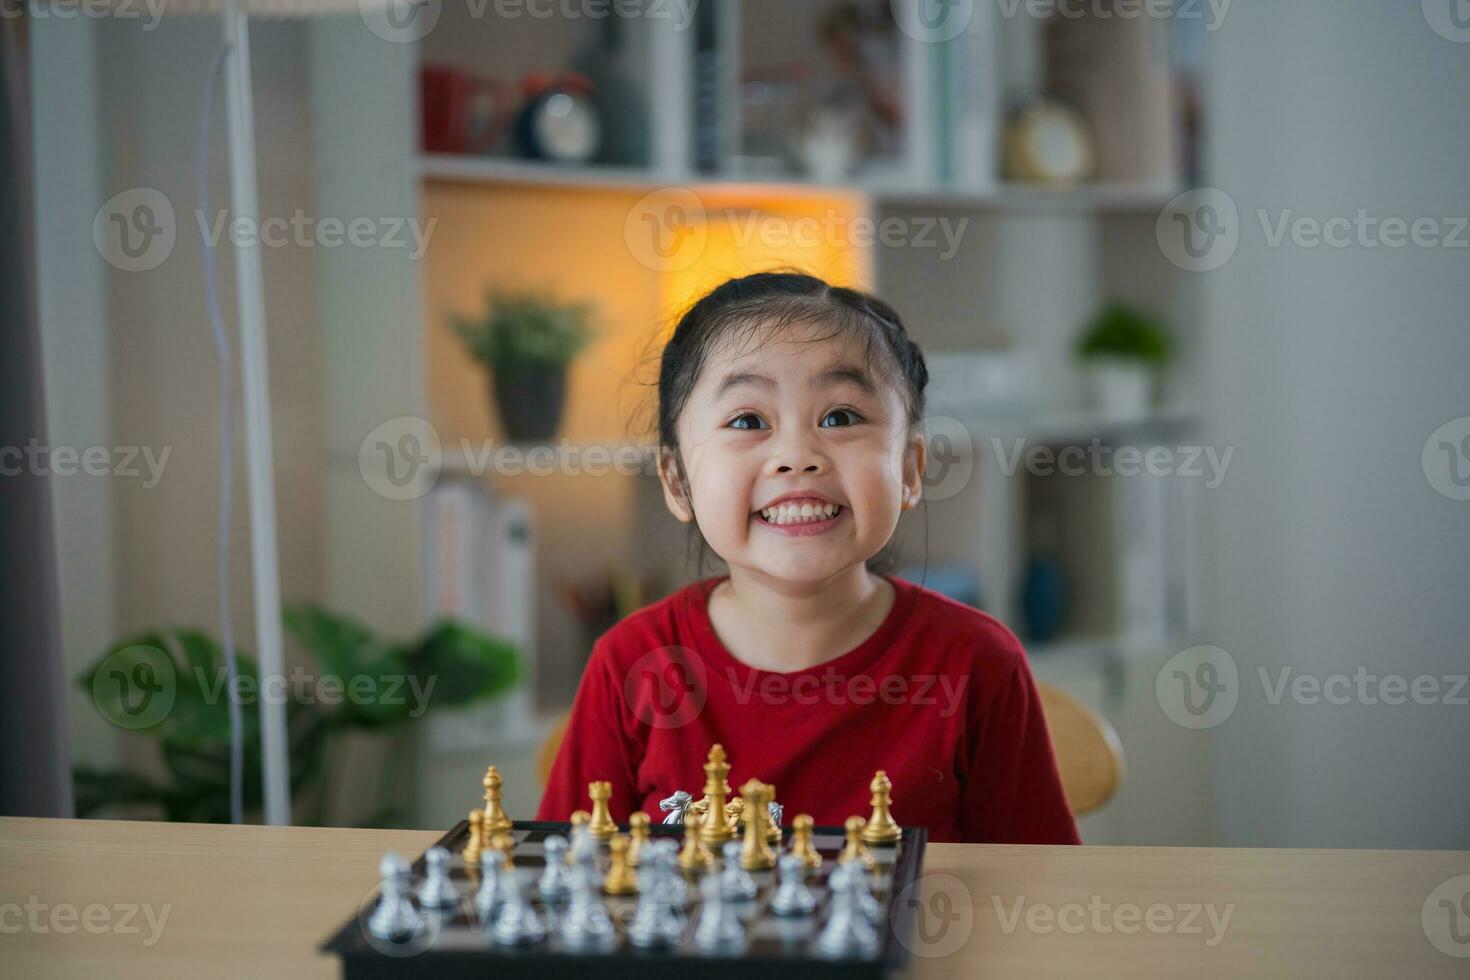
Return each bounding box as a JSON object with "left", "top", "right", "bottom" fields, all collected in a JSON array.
[{"left": 767, "top": 434, "right": 828, "bottom": 475}]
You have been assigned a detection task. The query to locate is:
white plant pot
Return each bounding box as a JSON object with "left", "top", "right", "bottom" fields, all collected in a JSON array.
[{"left": 1085, "top": 360, "right": 1155, "bottom": 422}]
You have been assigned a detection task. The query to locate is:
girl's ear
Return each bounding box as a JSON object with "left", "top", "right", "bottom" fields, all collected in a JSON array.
[
  {"left": 657, "top": 448, "right": 695, "bottom": 523},
  {"left": 900, "top": 430, "right": 926, "bottom": 511}
]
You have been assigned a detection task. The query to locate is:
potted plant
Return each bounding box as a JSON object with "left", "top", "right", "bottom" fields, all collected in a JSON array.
[
  {"left": 1074, "top": 302, "right": 1171, "bottom": 422},
  {"left": 452, "top": 289, "right": 595, "bottom": 442}
]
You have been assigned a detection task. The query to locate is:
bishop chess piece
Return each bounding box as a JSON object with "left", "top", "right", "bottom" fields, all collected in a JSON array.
[
  {"left": 481, "top": 766, "right": 513, "bottom": 836},
  {"left": 417, "top": 846, "right": 460, "bottom": 910},
  {"left": 839, "top": 816, "right": 877, "bottom": 871},
  {"left": 815, "top": 862, "right": 879, "bottom": 958},
  {"left": 367, "top": 852, "right": 423, "bottom": 943},
  {"left": 538, "top": 835, "right": 572, "bottom": 899},
  {"left": 462, "top": 809, "right": 485, "bottom": 867},
  {"left": 860, "top": 770, "right": 902, "bottom": 844},
  {"left": 587, "top": 781, "right": 618, "bottom": 840},
  {"left": 789, "top": 814, "right": 823, "bottom": 871},
  {"left": 678, "top": 817, "right": 711, "bottom": 871},
  {"left": 627, "top": 843, "right": 686, "bottom": 948},
  {"left": 770, "top": 853, "right": 818, "bottom": 917},
  {"left": 491, "top": 867, "right": 546, "bottom": 945},
  {"left": 693, "top": 869, "right": 746, "bottom": 953},
  {"left": 698, "top": 745, "right": 735, "bottom": 846},
  {"left": 603, "top": 835, "right": 638, "bottom": 895},
  {"left": 718, "top": 841, "right": 758, "bottom": 901},
  {"left": 627, "top": 811, "right": 651, "bottom": 867},
  {"left": 739, "top": 780, "right": 776, "bottom": 871},
  {"left": 559, "top": 851, "right": 616, "bottom": 951}
]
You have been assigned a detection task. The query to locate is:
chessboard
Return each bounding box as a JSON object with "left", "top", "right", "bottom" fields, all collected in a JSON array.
[{"left": 321, "top": 818, "right": 929, "bottom": 980}]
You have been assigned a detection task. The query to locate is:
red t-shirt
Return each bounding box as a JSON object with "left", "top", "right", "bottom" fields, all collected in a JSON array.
[{"left": 536, "top": 574, "right": 1081, "bottom": 844}]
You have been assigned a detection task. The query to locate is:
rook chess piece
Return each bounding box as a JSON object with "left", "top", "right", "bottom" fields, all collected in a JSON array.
[
  {"left": 482, "top": 766, "right": 513, "bottom": 836},
  {"left": 718, "top": 841, "right": 758, "bottom": 901},
  {"left": 367, "top": 852, "right": 423, "bottom": 942},
  {"left": 838, "top": 816, "right": 877, "bottom": 871},
  {"left": 860, "top": 770, "right": 902, "bottom": 844},
  {"left": 462, "top": 809, "right": 485, "bottom": 867},
  {"left": 738, "top": 779, "right": 776, "bottom": 871},
  {"left": 627, "top": 811, "right": 651, "bottom": 867},
  {"left": 770, "top": 854, "right": 818, "bottom": 916},
  {"left": 586, "top": 781, "right": 618, "bottom": 840},
  {"left": 603, "top": 835, "right": 638, "bottom": 895},
  {"left": 693, "top": 870, "right": 746, "bottom": 953},
  {"left": 678, "top": 818, "right": 711, "bottom": 871},
  {"left": 789, "top": 814, "right": 823, "bottom": 871},
  {"left": 698, "top": 745, "right": 735, "bottom": 846},
  {"left": 418, "top": 846, "right": 460, "bottom": 910},
  {"left": 538, "top": 835, "right": 572, "bottom": 899}
]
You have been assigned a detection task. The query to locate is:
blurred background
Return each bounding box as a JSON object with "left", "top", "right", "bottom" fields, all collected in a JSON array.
[{"left": 4, "top": 0, "right": 1467, "bottom": 849}]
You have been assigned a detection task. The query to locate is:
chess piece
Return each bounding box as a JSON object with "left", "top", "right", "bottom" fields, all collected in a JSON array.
[
  {"left": 627, "top": 811, "right": 651, "bottom": 867},
  {"left": 569, "top": 811, "right": 595, "bottom": 864},
  {"left": 841, "top": 860, "right": 882, "bottom": 922},
  {"left": 418, "top": 846, "right": 460, "bottom": 910},
  {"left": 538, "top": 835, "right": 572, "bottom": 899},
  {"left": 718, "top": 841, "right": 758, "bottom": 901},
  {"left": 724, "top": 799, "right": 745, "bottom": 834},
  {"left": 860, "top": 770, "right": 902, "bottom": 844},
  {"left": 482, "top": 765, "right": 513, "bottom": 836},
  {"left": 473, "top": 847, "right": 503, "bottom": 924},
  {"left": 738, "top": 780, "right": 776, "bottom": 871},
  {"left": 367, "top": 852, "right": 423, "bottom": 942},
  {"left": 659, "top": 789, "right": 693, "bottom": 824},
  {"left": 586, "top": 781, "right": 618, "bottom": 840},
  {"left": 603, "top": 835, "right": 638, "bottom": 895},
  {"left": 766, "top": 796, "right": 784, "bottom": 845},
  {"left": 627, "top": 844, "right": 686, "bottom": 948},
  {"left": 491, "top": 867, "right": 546, "bottom": 945},
  {"left": 698, "top": 745, "right": 735, "bottom": 846},
  {"left": 559, "top": 851, "right": 616, "bottom": 951},
  {"left": 838, "top": 816, "right": 877, "bottom": 871},
  {"left": 693, "top": 870, "right": 746, "bottom": 953},
  {"left": 677, "top": 818, "right": 711, "bottom": 871},
  {"left": 789, "top": 814, "right": 823, "bottom": 871},
  {"left": 462, "top": 810, "right": 485, "bottom": 867},
  {"left": 816, "top": 863, "right": 879, "bottom": 957},
  {"left": 770, "top": 854, "right": 818, "bottom": 917},
  {"left": 651, "top": 840, "right": 688, "bottom": 905},
  {"left": 488, "top": 833, "right": 515, "bottom": 870}
]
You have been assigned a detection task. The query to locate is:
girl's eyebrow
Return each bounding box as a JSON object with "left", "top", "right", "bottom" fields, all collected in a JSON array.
[{"left": 713, "top": 364, "right": 876, "bottom": 399}]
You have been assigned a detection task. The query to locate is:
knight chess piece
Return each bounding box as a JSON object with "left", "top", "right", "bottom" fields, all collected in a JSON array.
[
  {"left": 698, "top": 745, "right": 735, "bottom": 846},
  {"left": 462, "top": 809, "right": 485, "bottom": 867},
  {"left": 586, "top": 781, "right": 618, "bottom": 840},
  {"left": 481, "top": 766, "right": 513, "bottom": 836},
  {"left": 418, "top": 846, "right": 460, "bottom": 910},
  {"left": 693, "top": 869, "right": 746, "bottom": 953},
  {"left": 766, "top": 794, "right": 784, "bottom": 846},
  {"left": 860, "top": 770, "right": 902, "bottom": 844},
  {"left": 789, "top": 814, "right": 823, "bottom": 871},
  {"left": 538, "top": 835, "right": 572, "bottom": 899},
  {"left": 738, "top": 780, "right": 776, "bottom": 871},
  {"left": 367, "top": 852, "right": 423, "bottom": 942},
  {"left": 839, "top": 816, "right": 877, "bottom": 871},
  {"left": 718, "top": 841, "right": 758, "bottom": 901},
  {"left": 659, "top": 789, "right": 694, "bottom": 824},
  {"left": 678, "top": 817, "right": 711, "bottom": 871},
  {"left": 770, "top": 853, "right": 818, "bottom": 917},
  {"left": 603, "top": 835, "right": 638, "bottom": 895},
  {"left": 627, "top": 811, "right": 651, "bottom": 867}
]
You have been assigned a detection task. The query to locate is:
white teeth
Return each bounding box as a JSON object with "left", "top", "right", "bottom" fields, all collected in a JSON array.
[{"left": 759, "top": 501, "right": 841, "bottom": 525}]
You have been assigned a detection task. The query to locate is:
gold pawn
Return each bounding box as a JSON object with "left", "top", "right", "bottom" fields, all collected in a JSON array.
[
  {"left": 678, "top": 817, "right": 711, "bottom": 871},
  {"left": 463, "top": 809, "right": 485, "bottom": 867},
  {"left": 789, "top": 814, "right": 822, "bottom": 871},
  {"left": 482, "top": 765, "right": 513, "bottom": 836},
  {"left": 860, "top": 770, "right": 903, "bottom": 844},
  {"left": 738, "top": 780, "right": 776, "bottom": 870},
  {"left": 488, "top": 832, "right": 515, "bottom": 871},
  {"left": 765, "top": 784, "right": 782, "bottom": 845},
  {"left": 587, "top": 781, "right": 618, "bottom": 840},
  {"left": 839, "top": 815, "right": 877, "bottom": 871},
  {"left": 603, "top": 835, "right": 637, "bottom": 895},
  {"left": 698, "top": 744, "right": 734, "bottom": 846},
  {"left": 627, "top": 811, "right": 651, "bottom": 867}
]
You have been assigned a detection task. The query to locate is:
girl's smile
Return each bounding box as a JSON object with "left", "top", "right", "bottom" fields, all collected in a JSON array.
[{"left": 753, "top": 494, "right": 848, "bottom": 536}]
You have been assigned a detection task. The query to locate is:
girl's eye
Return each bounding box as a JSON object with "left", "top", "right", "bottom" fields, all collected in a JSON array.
[
  {"left": 728, "top": 413, "right": 768, "bottom": 431},
  {"left": 820, "top": 409, "right": 861, "bottom": 428}
]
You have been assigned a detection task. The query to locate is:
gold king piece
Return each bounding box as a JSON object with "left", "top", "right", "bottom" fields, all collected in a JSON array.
[
  {"left": 481, "top": 765, "right": 513, "bottom": 836},
  {"left": 738, "top": 779, "right": 776, "bottom": 871},
  {"left": 698, "top": 745, "right": 735, "bottom": 847},
  {"left": 860, "top": 770, "right": 903, "bottom": 844},
  {"left": 587, "top": 781, "right": 618, "bottom": 840}
]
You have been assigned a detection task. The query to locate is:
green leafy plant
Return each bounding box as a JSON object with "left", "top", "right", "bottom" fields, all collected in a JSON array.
[
  {"left": 74, "top": 605, "right": 520, "bottom": 826},
  {"left": 451, "top": 289, "right": 595, "bottom": 377},
  {"left": 1075, "top": 302, "right": 1171, "bottom": 365}
]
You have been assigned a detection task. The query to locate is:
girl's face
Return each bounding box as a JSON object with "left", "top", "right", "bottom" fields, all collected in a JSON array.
[{"left": 658, "top": 321, "right": 926, "bottom": 587}]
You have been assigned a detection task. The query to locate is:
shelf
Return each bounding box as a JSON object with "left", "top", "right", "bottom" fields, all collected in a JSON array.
[{"left": 416, "top": 154, "right": 1181, "bottom": 213}]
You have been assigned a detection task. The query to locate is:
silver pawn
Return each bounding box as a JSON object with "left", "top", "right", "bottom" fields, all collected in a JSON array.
[
  {"left": 842, "top": 861, "right": 882, "bottom": 922},
  {"left": 559, "top": 851, "right": 616, "bottom": 951},
  {"left": 417, "top": 846, "right": 459, "bottom": 910},
  {"left": 491, "top": 869, "right": 546, "bottom": 945},
  {"left": 367, "top": 852, "right": 423, "bottom": 942},
  {"left": 770, "top": 854, "right": 817, "bottom": 917},
  {"left": 569, "top": 820, "right": 597, "bottom": 864},
  {"left": 693, "top": 871, "right": 746, "bottom": 953},
  {"left": 815, "top": 863, "right": 879, "bottom": 958},
  {"left": 627, "top": 844, "right": 686, "bottom": 948},
  {"left": 538, "top": 835, "right": 572, "bottom": 900},
  {"left": 473, "top": 852, "right": 503, "bottom": 926},
  {"left": 718, "top": 841, "right": 758, "bottom": 901},
  {"left": 652, "top": 840, "right": 688, "bottom": 905}
]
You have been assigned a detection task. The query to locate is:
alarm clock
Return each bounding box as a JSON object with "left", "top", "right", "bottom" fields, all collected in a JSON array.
[
  {"left": 1003, "top": 98, "right": 1096, "bottom": 184},
  {"left": 514, "top": 73, "right": 601, "bottom": 164}
]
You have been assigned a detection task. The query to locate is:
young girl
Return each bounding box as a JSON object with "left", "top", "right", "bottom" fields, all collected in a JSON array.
[{"left": 537, "top": 272, "right": 1079, "bottom": 845}]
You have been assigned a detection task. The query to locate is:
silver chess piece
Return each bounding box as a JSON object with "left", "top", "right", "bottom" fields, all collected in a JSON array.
[
  {"left": 569, "top": 818, "right": 597, "bottom": 864},
  {"left": 628, "top": 843, "right": 687, "bottom": 948},
  {"left": 659, "top": 789, "right": 693, "bottom": 825},
  {"left": 651, "top": 840, "right": 688, "bottom": 905},
  {"left": 367, "top": 852, "right": 424, "bottom": 942},
  {"left": 815, "top": 863, "right": 879, "bottom": 958},
  {"left": 417, "top": 846, "right": 460, "bottom": 910},
  {"left": 559, "top": 851, "right": 616, "bottom": 951},
  {"left": 718, "top": 841, "right": 758, "bottom": 901},
  {"left": 491, "top": 869, "right": 546, "bottom": 945},
  {"left": 473, "top": 852, "right": 504, "bottom": 925},
  {"left": 693, "top": 870, "right": 746, "bottom": 953},
  {"left": 768, "top": 800, "right": 784, "bottom": 832},
  {"left": 538, "top": 835, "right": 572, "bottom": 900},
  {"left": 770, "top": 854, "right": 817, "bottom": 917},
  {"left": 840, "top": 860, "right": 882, "bottom": 922}
]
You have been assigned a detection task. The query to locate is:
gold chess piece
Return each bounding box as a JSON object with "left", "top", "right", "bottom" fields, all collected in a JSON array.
[
  {"left": 603, "top": 835, "right": 638, "bottom": 895},
  {"left": 839, "top": 815, "right": 877, "bottom": 871},
  {"left": 587, "top": 781, "right": 618, "bottom": 839},
  {"left": 789, "top": 814, "right": 822, "bottom": 871},
  {"left": 738, "top": 780, "right": 776, "bottom": 871},
  {"left": 698, "top": 744, "right": 734, "bottom": 846},
  {"left": 765, "top": 784, "right": 782, "bottom": 845},
  {"left": 723, "top": 800, "right": 745, "bottom": 833},
  {"left": 463, "top": 809, "right": 485, "bottom": 867},
  {"left": 482, "top": 765, "right": 513, "bottom": 836},
  {"left": 861, "top": 770, "right": 903, "bottom": 844},
  {"left": 627, "top": 811, "right": 651, "bottom": 867},
  {"left": 678, "top": 817, "right": 712, "bottom": 871},
  {"left": 488, "top": 832, "right": 515, "bottom": 871}
]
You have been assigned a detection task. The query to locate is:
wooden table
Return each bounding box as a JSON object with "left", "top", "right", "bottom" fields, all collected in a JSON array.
[{"left": 2, "top": 817, "right": 1466, "bottom": 978}]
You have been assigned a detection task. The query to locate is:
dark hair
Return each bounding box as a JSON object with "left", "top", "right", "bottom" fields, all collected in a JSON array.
[{"left": 654, "top": 271, "right": 929, "bottom": 575}]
